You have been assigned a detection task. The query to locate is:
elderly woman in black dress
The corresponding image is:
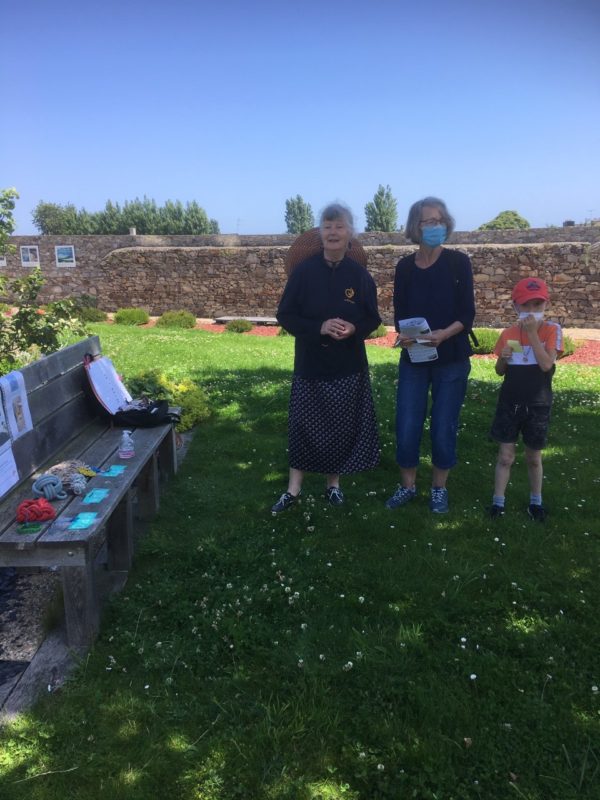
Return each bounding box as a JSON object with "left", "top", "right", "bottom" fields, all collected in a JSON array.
[{"left": 271, "top": 203, "right": 381, "bottom": 513}]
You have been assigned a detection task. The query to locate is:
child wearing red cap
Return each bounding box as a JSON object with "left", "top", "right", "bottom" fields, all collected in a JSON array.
[{"left": 489, "top": 278, "right": 563, "bottom": 521}]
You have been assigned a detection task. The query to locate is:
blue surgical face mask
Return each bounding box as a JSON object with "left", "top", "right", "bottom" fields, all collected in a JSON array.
[
  {"left": 518, "top": 311, "right": 544, "bottom": 322},
  {"left": 421, "top": 224, "right": 447, "bottom": 248}
]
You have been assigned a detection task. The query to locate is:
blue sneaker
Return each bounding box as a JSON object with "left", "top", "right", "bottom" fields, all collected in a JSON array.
[
  {"left": 271, "top": 491, "right": 300, "bottom": 514},
  {"left": 429, "top": 487, "right": 449, "bottom": 514},
  {"left": 326, "top": 486, "right": 345, "bottom": 506},
  {"left": 385, "top": 485, "right": 416, "bottom": 509}
]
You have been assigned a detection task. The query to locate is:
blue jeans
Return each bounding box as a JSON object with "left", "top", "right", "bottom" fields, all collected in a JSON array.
[{"left": 395, "top": 358, "right": 471, "bottom": 470}]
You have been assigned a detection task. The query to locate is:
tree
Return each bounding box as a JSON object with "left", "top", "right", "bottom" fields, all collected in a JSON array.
[
  {"left": 285, "top": 195, "right": 314, "bottom": 234},
  {"left": 31, "top": 198, "right": 219, "bottom": 235},
  {"left": 0, "top": 187, "right": 19, "bottom": 254},
  {"left": 478, "top": 210, "right": 530, "bottom": 230},
  {"left": 364, "top": 184, "right": 398, "bottom": 232}
]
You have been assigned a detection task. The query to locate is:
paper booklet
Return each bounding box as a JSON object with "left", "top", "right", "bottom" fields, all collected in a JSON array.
[{"left": 397, "top": 317, "right": 438, "bottom": 363}]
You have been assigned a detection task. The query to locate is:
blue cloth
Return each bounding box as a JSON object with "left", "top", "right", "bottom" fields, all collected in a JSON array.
[{"left": 395, "top": 359, "right": 471, "bottom": 469}]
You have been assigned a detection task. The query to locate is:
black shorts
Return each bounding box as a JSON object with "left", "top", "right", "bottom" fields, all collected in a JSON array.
[{"left": 490, "top": 401, "right": 551, "bottom": 450}]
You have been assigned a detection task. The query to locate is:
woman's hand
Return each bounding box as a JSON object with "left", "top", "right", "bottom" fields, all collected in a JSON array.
[
  {"left": 321, "top": 318, "right": 355, "bottom": 340},
  {"left": 394, "top": 334, "right": 417, "bottom": 348},
  {"left": 500, "top": 344, "right": 513, "bottom": 360},
  {"left": 418, "top": 328, "right": 448, "bottom": 348}
]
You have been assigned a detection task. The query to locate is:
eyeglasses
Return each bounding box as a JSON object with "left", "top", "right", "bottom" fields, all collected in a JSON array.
[{"left": 419, "top": 217, "right": 444, "bottom": 227}]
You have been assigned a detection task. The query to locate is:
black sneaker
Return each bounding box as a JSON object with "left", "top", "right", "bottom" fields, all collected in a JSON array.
[
  {"left": 489, "top": 504, "right": 505, "bottom": 519},
  {"left": 271, "top": 491, "right": 300, "bottom": 514},
  {"left": 527, "top": 504, "right": 546, "bottom": 522},
  {"left": 326, "top": 486, "right": 345, "bottom": 506}
]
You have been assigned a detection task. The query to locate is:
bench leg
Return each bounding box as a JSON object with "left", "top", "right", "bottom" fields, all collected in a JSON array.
[
  {"left": 159, "top": 425, "right": 177, "bottom": 480},
  {"left": 62, "top": 559, "right": 100, "bottom": 646},
  {"left": 107, "top": 490, "right": 134, "bottom": 570},
  {"left": 137, "top": 451, "right": 160, "bottom": 520}
]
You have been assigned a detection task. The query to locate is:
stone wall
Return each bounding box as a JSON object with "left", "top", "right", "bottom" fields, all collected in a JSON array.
[{"left": 3, "top": 233, "right": 600, "bottom": 327}]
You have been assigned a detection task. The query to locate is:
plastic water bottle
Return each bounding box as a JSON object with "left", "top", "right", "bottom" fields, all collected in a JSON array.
[{"left": 118, "top": 430, "right": 135, "bottom": 459}]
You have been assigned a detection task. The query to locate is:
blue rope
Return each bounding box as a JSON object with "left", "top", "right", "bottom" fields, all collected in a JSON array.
[{"left": 32, "top": 474, "right": 67, "bottom": 501}]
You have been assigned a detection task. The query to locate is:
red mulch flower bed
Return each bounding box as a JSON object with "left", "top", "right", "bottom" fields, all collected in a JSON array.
[{"left": 195, "top": 323, "right": 600, "bottom": 366}]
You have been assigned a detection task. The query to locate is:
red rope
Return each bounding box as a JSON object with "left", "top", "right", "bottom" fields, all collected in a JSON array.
[{"left": 16, "top": 498, "right": 56, "bottom": 523}]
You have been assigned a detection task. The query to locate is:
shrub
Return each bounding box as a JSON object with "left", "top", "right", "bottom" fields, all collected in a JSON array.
[
  {"left": 471, "top": 327, "right": 500, "bottom": 355},
  {"left": 471, "top": 327, "right": 579, "bottom": 358},
  {"left": 114, "top": 307, "right": 149, "bottom": 326},
  {"left": 562, "top": 335, "right": 577, "bottom": 358},
  {"left": 125, "top": 369, "right": 211, "bottom": 431},
  {"left": 0, "top": 268, "right": 86, "bottom": 373},
  {"left": 0, "top": 302, "right": 11, "bottom": 314},
  {"left": 366, "top": 323, "right": 388, "bottom": 339},
  {"left": 55, "top": 294, "right": 108, "bottom": 323},
  {"left": 156, "top": 310, "right": 196, "bottom": 329},
  {"left": 225, "top": 318, "right": 253, "bottom": 333},
  {"left": 80, "top": 306, "right": 108, "bottom": 322}
]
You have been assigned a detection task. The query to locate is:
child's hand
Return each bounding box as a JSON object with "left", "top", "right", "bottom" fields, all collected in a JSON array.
[
  {"left": 519, "top": 313, "right": 538, "bottom": 334},
  {"left": 500, "top": 344, "right": 513, "bottom": 360}
]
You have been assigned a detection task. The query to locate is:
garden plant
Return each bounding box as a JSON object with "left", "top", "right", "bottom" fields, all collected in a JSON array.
[{"left": 0, "top": 323, "right": 598, "bottom": 799}]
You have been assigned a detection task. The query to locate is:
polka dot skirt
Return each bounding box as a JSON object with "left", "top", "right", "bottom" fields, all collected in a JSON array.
[{"left": 288, "top": 371, "right": 380, "bottom": 474}]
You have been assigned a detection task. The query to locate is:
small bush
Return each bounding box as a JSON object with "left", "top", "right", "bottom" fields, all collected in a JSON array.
[
  {"left": 366, "top": 323, "right": 388, "bottom": 339},
  {"left": 114, "top": 307, "right": 149, "bottom": 326},
  {"left": 65, "top": 294, "right": 108, "bottom": 323},
  {"left": 156, "top": 310, "right": 196, "bottom": 329},
  {"left": 125, "top": 369, "right": 211, "bottom": 432},
  {"left": 562, "top": 335, "right": 578, "bottom": 358},
  {"left": 80, "top": 306, "right": 108, "bottom": 322},
  {"left": 225, "top": 318, "right": 253, "bottom": 333},
  {"left": 471, "top": 327, "right": 500, "bottom": 354}
]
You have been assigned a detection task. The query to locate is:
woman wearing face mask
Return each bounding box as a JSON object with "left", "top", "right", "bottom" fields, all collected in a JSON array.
[{"left": 385, "top": 197, "right": 476, "bottom": 514}]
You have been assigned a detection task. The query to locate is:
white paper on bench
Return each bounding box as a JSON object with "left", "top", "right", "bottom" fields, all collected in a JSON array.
[
  {"left": 86, "top": 357, "right": 132, "bottom": 414},
  {"left": 0, "top": 370, "right": 33, "bottom": 440}
]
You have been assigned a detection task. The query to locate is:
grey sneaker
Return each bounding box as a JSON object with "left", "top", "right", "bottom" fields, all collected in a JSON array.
[
  {"left": 326, "top": 486, "right": 345, "bottom": 506},
  {"left": 271, "top": 491, "right": 300, "bottom": 514},
  {"left": 385, "top": 485, "right": 416, "bottom": 509},
  {"left": 429, "top": 487, "right": 449, "bottom": 514}
]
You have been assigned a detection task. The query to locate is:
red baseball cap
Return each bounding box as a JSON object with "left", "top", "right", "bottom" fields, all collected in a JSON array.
[{"left": 511, "top": 277, "right": 549, "bottom": 304}]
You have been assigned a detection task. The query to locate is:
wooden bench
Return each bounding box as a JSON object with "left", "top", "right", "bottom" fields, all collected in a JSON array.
[{"left": 0, "top": 336, "right": 178, "bottom": 645}]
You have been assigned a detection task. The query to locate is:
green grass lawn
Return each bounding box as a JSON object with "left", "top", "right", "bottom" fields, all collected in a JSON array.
[{"left": 1, "top": 325, "right": 599, "bottom": 800}]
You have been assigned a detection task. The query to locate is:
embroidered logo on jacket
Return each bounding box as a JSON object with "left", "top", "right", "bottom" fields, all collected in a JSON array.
[{"left": 344, "top": 288, "right": 355, "bottom": 303}]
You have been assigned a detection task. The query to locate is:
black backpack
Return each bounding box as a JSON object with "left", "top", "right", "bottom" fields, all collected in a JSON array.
[{"left": 112, "top": 399, "right": 180, "bottom": 428}]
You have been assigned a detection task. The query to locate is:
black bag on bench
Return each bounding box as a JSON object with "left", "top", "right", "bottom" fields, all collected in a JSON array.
[{"left": 84, "top": 354, "right": 180, "bottom": 427}]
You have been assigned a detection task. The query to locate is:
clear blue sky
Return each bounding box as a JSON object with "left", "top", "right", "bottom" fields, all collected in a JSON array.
[{"left": 2, "top": 0, "right": 599, "bottom": 235}]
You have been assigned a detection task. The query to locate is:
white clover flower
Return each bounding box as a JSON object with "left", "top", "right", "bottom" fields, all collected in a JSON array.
[
  {"left": 319, "top": 654, "right": 325, "bottom": 661},
  {"left": 592, "top": 685, "right": 598, "bottom": 693},
  {"left": 300, "top": 623, "right": 307, "bottom": 631},
  {"left": 359, "top": 751, "right": 366, "bottom": 759},
  {"left": 297, "top": 659, "right": 304, "bottom": 668},
  {"left": 343, "top": 661, "right": 353, "bottom": 671},
  {"left": 377, "top": 763, "right": 385, "bottom": 771},
  {"left": 307, "top": 526, "right": 315, "bottom": 532},
  {"left": 358, "top": 596, "right": 365, "bottom": 604},
  {"left": 470, "top": 673, "right": 477, "bottom": 680}
]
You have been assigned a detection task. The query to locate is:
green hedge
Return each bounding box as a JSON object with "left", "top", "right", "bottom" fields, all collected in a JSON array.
[
  {"left": 156, "top": 310, "right": 197, "bottom": 329},
  {"left": 114, "top": 307, "right": 149, "bottom": 326},
  {"left": 225, "top": 318, "right": 253, "bottom": 333}
]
